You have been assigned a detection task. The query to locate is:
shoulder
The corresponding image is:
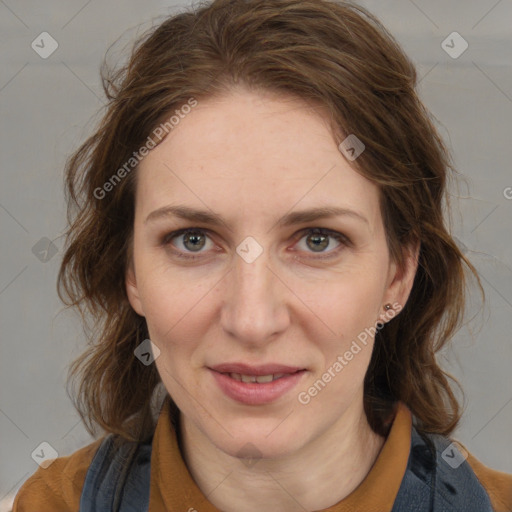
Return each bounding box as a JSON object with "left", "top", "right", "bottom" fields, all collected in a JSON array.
[
  {"left": 12, "top": 436, "right": 104, "bottom": 512},
  {"left": 462, "top": 445, "right": 512, "bottom": 512},
  {"left": 419, "top": 430, "right": 512, "bottom": 512}
]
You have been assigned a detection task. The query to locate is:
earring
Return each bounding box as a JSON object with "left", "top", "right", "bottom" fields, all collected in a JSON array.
[{"left": 384, "top": 303, "right": 392, "bottom": 311}]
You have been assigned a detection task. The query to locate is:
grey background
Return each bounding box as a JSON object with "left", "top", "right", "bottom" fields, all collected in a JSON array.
[{"left": 1, "top": 0, "right": 511, "bottom": 508}]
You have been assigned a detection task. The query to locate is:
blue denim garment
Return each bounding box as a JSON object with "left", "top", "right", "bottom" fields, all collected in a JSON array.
[
  {"left": 80, "top": 426, "right": 494, "bottom": 511},
  {"left": 391, "top": 427, "right": 493, "bottom": 511},
  {"left": 79, "top": 435, "right": 151, "bottom": 511}
]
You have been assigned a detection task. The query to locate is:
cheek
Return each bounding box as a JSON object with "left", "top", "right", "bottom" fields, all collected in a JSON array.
[
  {"left": 302, "top": 266, "right": 385, "bottom": 340},
  {"left": 136, "top": 256, "right": 211, "bottom": 338},
  {"left": 139, "top": 278, "right": 219, "bottom": 390}
]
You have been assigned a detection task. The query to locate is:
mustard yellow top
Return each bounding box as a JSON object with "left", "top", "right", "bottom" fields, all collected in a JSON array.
[{"left": 13, "top": 399, "right": 512, "bottom": 511}]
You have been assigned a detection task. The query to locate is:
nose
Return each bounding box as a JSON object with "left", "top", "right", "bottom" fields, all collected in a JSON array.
[{"left": 219, "top": 241, "right": 290, "bottom": 348}]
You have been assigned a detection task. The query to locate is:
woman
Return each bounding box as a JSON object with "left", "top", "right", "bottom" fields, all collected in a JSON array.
[{"left": 13, "top": 0, "right": 512, "bottom": 510}]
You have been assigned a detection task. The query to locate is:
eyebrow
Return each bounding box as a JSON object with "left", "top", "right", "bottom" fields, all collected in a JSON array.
[{"left": 144, "top": 204, "right": 369, "bottom": 228}]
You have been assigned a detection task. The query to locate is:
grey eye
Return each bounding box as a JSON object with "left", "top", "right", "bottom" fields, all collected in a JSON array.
[
  {"left": 168, "top": 229, "right": 212, "bottom": 253},
  {"left": 297, "top": 229, "right": 343, "bottom": 254}
]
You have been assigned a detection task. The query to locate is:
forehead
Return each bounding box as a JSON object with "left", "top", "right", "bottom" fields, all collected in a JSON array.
[{"left": 135, "top": 89, "right": 380, "bottom": 228}]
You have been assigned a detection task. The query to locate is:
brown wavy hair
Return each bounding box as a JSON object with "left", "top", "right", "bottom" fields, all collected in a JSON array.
[{"left": 57, "top": 0, "right": 484, "bottom": 443}]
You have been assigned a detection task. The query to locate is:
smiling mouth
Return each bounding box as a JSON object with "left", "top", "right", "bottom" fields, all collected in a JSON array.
[
  {"left": 221, "top": 372, "right": 294, "bottom": 383},
  {"left": 209, "top": 368, "right": 307, "bottom": 405},
  {"left": 209, "top": 362, "right": 306, "bottom": 376}
]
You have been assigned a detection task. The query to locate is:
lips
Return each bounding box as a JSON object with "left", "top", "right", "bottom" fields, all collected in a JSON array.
[
  {"left": 209, "top": 366, "right": 307, "bottom": 405},
  {"left": 209, "top": 362, "right": 305, "bottom": 376}
]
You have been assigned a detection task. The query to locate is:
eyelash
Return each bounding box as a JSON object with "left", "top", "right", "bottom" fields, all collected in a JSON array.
[{"left": 160, "top": 227, "right": 350, "bottom": 261}]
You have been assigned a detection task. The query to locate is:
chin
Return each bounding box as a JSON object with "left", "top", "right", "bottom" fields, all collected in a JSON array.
[{"left": 212, "top": 423, "right": 308, "bottom": 461}]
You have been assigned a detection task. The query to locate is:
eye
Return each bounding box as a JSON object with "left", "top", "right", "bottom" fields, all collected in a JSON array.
[
  {"left": 293, "top": 227, "right": 348, "bottom": 259},
  {"left": 161, "top": 228, "right": 214, "bottom": 260},
  {"left": 161, "top": 227, "right": 350, "bottom": 261}
]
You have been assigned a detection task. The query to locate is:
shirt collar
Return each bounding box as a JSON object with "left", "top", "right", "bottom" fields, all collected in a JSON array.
[{"left": 150, "top": 397, "right": 412, "bottom": 511}]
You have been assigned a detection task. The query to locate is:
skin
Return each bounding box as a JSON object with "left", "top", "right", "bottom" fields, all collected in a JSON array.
[{"left": 126, "top": 87, "right": 419, "bottom": 511}]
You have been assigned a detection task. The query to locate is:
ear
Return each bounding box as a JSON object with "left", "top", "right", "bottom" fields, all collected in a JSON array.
[
  {"left": 382, "top": 239, "right": 420, "bottom": 316},
  {"left": 125, "top": 261, "right": 145, "bottom": 317}
]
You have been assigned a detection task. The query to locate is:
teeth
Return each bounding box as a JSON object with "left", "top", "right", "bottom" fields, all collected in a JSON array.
[
  {"left": 228, "top": 373, "right": 287, "bottom": 383},
  {"left": 254, "top": 374, "right": 273, "bottom": 383}
]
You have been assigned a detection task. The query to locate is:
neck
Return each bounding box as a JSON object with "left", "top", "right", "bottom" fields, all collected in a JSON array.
[{"left": 177, "top": 397, "right": 387, "bottom": 512}]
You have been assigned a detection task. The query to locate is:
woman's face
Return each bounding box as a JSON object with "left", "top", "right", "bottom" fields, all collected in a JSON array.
[{"left": 126, "top": 88, "right": 417, "bottom": 459}]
